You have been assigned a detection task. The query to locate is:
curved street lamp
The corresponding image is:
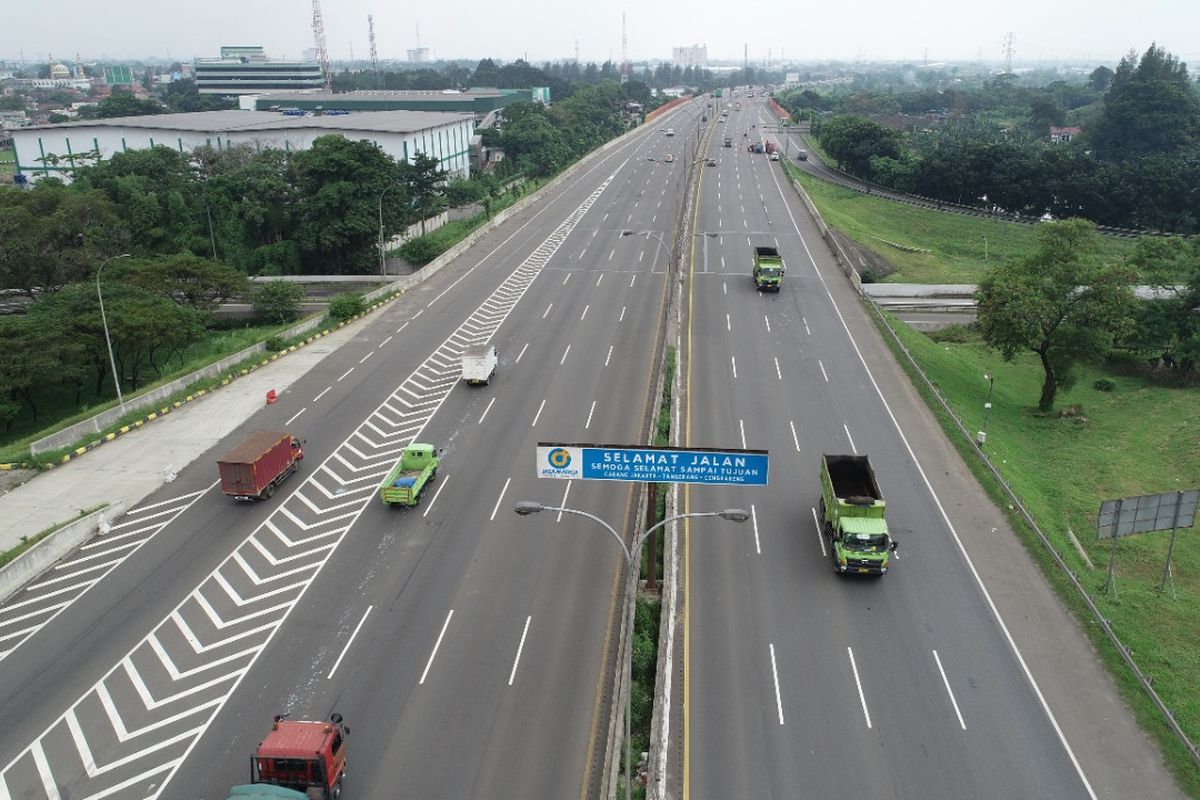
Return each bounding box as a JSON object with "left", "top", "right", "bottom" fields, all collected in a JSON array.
[
  {"left": 96, "top": 253, "right": 132, "bottom": 410},
  {"left": 512, "top": 501, "right": 748, "bottom": 798}
]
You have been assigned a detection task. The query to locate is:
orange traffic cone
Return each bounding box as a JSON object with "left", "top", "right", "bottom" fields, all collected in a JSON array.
[{"left": 266, "top": 389, "right": 277, "bottom": 404}]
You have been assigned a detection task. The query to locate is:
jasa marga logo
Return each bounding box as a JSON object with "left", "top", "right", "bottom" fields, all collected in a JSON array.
[{"left": 547, "top": 448, "right": 572, "bottom": 469}]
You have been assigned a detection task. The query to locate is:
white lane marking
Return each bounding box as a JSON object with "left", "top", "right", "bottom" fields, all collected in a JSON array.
[
  {"left": 721, "top": 255, "right": 726, "bottom": 270},
  {"left": 591, "top": 230, "right": 598, "bottom": 238},
  {"left": 764, "top": 315, "right": 771, "bottom": 333},
  {"left": 478, "top": 397, "right": 497, "bottom": 424},
  {"left": 844, "top": 424, "right": 857, "bottom": 454},
  {"left": 419, "top": 609, "right": 454, "bottom": 684},
  {"left": 563, "top": 273, "right": 572, "bottom": 285},
  {"left": 396, "top": 321, "right": 410, "bottom": 334},
  {"left": 543, "top": 303, "right": 554, "bottom": 319},
  {"left": 531, "top": 399, "right": 546, "bottom": 427},
  {"left": 790, "top": 421, "right": 800, "bottom": 452},
  {"left": 585, "top": 400, "right": 598, "bottom": 429},
  {"left": 608, "top": 249, "right": 615, "bottom": 262},
  {"left": 639, "top": 251, "right": 645, "bottom": 263},
  {"left": 725, "top": 313, "right": 731, "bottom": 332},
  {"left": 933, "top": 649, "right": 968, "bottom": 730},
  {"left": 803, "top": 316, "right": 811, "bottom": 335},
  {"left": 769, "top": 644, "right": 785, "bottom": 725},
  {"left": 819, "top": 360, "right": 829, "bottom": 382},
  {"left": 358, "top": 351, "right": 374, "bottom": 364},
  {"left": 619, "top": 306, "right": 626, "bottom": 322},
  {"left": 285, "top": 408, "right": 306, "bottom": 426},
  {"left": 422, "top": 476, "right": 449, "bottom": 518},
  {"left": 848, "top": 647, "right": 872, "bottom": 728},
  {"left": 731, "top": 356, "right": 737, "bottom": 379},
  {"left": 557, "top": 481, "right": 572, "bottom": 522},
  {"left": 751, "top": 504, "right": 761, "bottom": 555},
  {"left": 489, "top": 478, "right": 511, "bottom": 521},
  {"left": 739, "top": 419, "right": 747, "bottom": 449},
  {"left": 508, "top": 616, "right": 533, "bottom": 686},
  {"left": 560, "top": 345, "right": 571, "bottom": 365},
  {"left": 596, "top": 274, "right": 604, "bottom": 286},
  {"left": 337, "top": 368, "right": 354, "bottom": 381},
  {"left": 580, "top": 304, "right": 590, "bottom": 321},
  {"left": 630, "top": 274, "right": 637, "bottom": 288},
  {"left": 327, "top": 606, "right": 372, "bottom": 679},
  {"left": 31, "top": 742, "right": 60, "bottom": 800},
  {"left": 413, "top": 309, "right": 424, "bottom": 319},
  {"left": 313, "top": 387, "right": 332, "bottom": 403},
  {"left": 722, "top": 281, "right": 727, "bottom": 296},
  {"left": 774, "top": 357, "right": 782, "bottom": 380},
  {"left": 810, "top": 506, "right": 828, "bottom": 557},
  {"left": 605, "top": 345, "right": 613, "bottom": 367},
  {"left": 515, "top": 342, "right": 530, "bottom": 363},
  {"left": 579, "top": 247, "right": 588, "bottom": 258},
  {"left": 379, "top": 336, "right": 393, "bottom": 348}
]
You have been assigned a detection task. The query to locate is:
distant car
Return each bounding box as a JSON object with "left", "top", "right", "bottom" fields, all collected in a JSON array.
[
  {"left": 706, "top": 158, "right": 717, "bottom": 166},
  {"left": 770, "top": 151, "right": 780, "bottom": 161},
  {"left": 665, "top": 128, "right": 675, "bottom": 136},
  {"left": 796, "top": 150, "right": 809, "bottom": 161},
  {"left": 664, "top": 153, "right": 675, "bottom": 162}
]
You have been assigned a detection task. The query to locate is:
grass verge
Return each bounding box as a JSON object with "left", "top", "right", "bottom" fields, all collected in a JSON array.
[
  {"left": 784, "top": 164, "right": 1136, "bottom": 283},
  {"left": 875, "top": 313, "right": 1200, "bottom": 796}
]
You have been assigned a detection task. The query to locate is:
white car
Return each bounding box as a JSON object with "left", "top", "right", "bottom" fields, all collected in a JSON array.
[
  {"left": 770, "top": 151, "right": 780, "bottom": 161},
  {"left": 665, "top": 128, "right": 675, "bottom": 136},
  {"left": 664, "top": 154, "right": 675, "bottom": 162}
]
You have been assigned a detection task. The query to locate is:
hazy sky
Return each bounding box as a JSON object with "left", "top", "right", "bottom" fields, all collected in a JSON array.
[{"left": 5, "top": 0, "right": 1199, "bottom": 67}]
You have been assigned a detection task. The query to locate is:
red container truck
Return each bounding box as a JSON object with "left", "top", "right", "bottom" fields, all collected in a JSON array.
[{"left": 218, "top": 431, "right": 304, "bottom": 501}]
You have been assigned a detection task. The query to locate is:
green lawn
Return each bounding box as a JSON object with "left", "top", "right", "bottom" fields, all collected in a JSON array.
[
  {"left": 0, "top": 145, "right": 16, "bottom": 175},
  {"left": 887, "top": 320, "right": 1200, "bottom": 795},
  {"left": 786, "top": 165, "right": 1136, "bottom": 283}
]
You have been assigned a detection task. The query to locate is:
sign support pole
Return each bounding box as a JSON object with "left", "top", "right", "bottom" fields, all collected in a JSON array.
[
  {"left": 1103, "top": 497, "right": 1122, "bottom": 598},
  {"left": 1158, "top": 491, "right": 1184, "bottom": 596}
]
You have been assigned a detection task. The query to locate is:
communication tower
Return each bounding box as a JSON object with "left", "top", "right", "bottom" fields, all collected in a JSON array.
[
  {"left": 369, "top": 14, "right": 379, "bottom": 72},
  {"left": 620, "top": 12, "right": 630, "bottom": 81},
  {"left": 312, "top": 0, "right": 333, "bottom": 91},
  {"left": 1003, "top": 32, "right": 1016, "bottom": 75}
]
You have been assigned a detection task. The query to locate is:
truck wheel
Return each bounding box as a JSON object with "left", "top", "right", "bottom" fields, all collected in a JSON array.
[
  {"left": 428, "top": 468, "right": 437, "bottom": 483},
  {"left": 265, "top": 483, "right": 275, "bottom": 500},
  {"left": 330, "top": 777, "right": 343, "bottom": 799}
]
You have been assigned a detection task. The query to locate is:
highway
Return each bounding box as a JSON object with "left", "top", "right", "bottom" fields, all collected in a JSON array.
[
  {"left": 0, "top": 92, "right": 1182, "bottom": 800},
  {"left": 0, "top": 102, "right": 703, "bottom": 800},
  {"left": 679, "top": 96, "right": 1094, "bottom": 799}
]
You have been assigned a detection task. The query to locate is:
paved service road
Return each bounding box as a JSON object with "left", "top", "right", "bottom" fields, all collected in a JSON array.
[{"left": 0, "top": 102, "right": 704, "bottom": 800}]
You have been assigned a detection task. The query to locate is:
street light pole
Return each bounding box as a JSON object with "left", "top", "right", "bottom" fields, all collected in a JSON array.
[
  {"left": 513, "top": 501, "right": 748, "bottom": 799},
  {"left": 96, "top": 253, "right": 132, "bottom": 411},
  {"left": 378, "top": 184, "right": 399, "bottom": 279}
]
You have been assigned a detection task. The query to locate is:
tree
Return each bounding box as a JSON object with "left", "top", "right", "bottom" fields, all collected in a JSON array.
[
  {"left": 976, "top": 220, "right": 1137, "bottom": 411},
  {"left": 1090, "top": 44, "right": 1200, "bottom": 160},
  {"left": 94, "top": 92, "right": 165, "bottom": 119},
  {"left": 1088, "top": 66, "right": 1114, "bottom": 93},
  {"left": 111, "top": 254, "right": 250, "bottom": 312},
  {"left": 816, "top": 115, "right": 903, "bottom": 177},
  {"left": 0, "top": 314, "right": 86, "bottom": 424},
  {"left": 403, "top": 152, "right": 447, "bottom": 232},
  {"left": 1127, "top": 236, "right": 1200, "bottom": 374},
  {"left": 251, "top": 281, "right": 306, "bottom": 324}
]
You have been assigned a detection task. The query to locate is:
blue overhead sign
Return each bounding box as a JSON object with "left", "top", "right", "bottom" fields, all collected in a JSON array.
[{"left": 537, "top": 443, "right": 769, "bottom": 486}]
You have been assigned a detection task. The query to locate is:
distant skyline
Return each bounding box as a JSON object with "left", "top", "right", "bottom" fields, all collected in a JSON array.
[{"left": 5, "top": 0, "right": 1199, "bottom": 68}]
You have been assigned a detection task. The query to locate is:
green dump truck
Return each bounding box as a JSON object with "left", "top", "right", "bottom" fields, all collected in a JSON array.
[
  {"left": 819, "top": 454, "right": 897, "bottom": 575},
  {"left": 380, "top": 443, "right": 439, "bottom": 506},
  {"left": 752, "top": 245, "right": 784, "bottom": 291}
]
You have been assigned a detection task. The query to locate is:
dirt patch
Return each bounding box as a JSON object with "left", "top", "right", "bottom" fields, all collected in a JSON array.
[
  {"left": 0, "top": 469, "right": 37, "bottom": 498},
  {"left": 828, "top": 230, "right": 895, "bottom": 280}
]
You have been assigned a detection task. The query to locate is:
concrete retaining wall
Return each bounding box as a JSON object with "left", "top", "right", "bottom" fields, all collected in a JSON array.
[{"left": 0, "top": 505, "right": 123, "bottom": 605}]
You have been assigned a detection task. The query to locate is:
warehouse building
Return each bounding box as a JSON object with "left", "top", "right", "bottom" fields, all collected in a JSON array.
[
  {"left": 244, "top": 88, "right": 532, "bottom": 120},
  {"left": 10, "top": 109, "right": 473, "bottom": 184}
]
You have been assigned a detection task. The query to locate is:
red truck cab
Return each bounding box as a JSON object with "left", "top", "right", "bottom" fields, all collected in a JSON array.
[{"left": 248, "top": 713, "right": 349, "bottom": 799}]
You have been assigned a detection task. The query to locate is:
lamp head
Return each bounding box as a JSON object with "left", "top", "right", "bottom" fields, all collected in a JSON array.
[
  {"left": 513, "top": 501, "right": 545, "bottom": 516},
  {"left": 719, "top": 508, "right": 751, "bottom": 523}
]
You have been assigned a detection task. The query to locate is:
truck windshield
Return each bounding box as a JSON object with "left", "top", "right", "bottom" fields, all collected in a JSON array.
[
  {"left": 759, "top": 267, "right": 780, "bottom": 276},
  {"left": 843, "top": 534, "right": 888, "bottom": 552}
]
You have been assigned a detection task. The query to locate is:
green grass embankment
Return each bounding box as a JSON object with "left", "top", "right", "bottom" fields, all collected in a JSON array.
[{"left": 786, "top": 165, "right": 1135, "bottom": 283}]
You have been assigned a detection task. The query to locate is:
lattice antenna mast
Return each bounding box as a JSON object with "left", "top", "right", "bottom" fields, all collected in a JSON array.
[
  {"left": 312, "top": 0, "right": 333, "bottom": 91},
  {"left": 1003, "top": 32, "right": 1015, "bottom": 75},
  {"left": 368, "top": 14, "right": 379, "bottom": 72},
  {"left": 620, "top": 12, "right": 630, "bottom": 81}
]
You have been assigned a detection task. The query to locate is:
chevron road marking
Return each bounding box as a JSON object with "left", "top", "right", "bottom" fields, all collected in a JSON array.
[{"left": 0, "top": 169, "right": 621, "bottom": 800}]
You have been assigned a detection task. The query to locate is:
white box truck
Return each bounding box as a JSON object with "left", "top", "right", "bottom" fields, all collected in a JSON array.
[{"left": 461, "top": 345, "right": 498, "bottom": 385}]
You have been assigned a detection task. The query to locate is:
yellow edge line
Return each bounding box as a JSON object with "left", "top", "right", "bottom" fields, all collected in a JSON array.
[{"left": 682, "top": 129, "right": 705, "bottom": 800}]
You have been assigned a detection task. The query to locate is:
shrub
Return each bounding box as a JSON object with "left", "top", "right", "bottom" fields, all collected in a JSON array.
[
  {"left": 251, "top": 281, "right": 306, "bottom": 324},
  {"left": 264, "top": 336, "right": 286, "bottom": 352},
  {"left": 397, "top": 236, "right": 445, "bottom": 266},
  {"left": 1094, "top": 378, "right": 1116, "bottom": 392},
  {"left": 860, "top": 268, "right": 879, "bottom": 284},
  {"left": 327, "top": 292, "right": 365, "bottom": 323}
]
